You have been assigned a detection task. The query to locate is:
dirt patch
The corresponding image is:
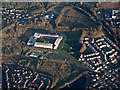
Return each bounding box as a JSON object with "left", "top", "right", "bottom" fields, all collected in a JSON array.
[
  {"left": 102, "top": 2, "right": 120, "bottom": 9},
  {"left": 80, "top": 44, "right": 86, "bottom": 53},
  {"left": 24, "top": 31, "right": 32, "bottom": 36}
]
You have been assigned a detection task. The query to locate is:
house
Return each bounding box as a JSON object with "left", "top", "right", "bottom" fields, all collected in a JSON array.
[
  {"left": 79, "top": 58, "right": 84, "bottom": 61},
  {"left": 10, "top": 10, "right": 13, "bottom": 12},
  {"left": 99, "top": 44, "right": 107, "bottom": 49},
  {"left": 104, "top": 54, "right": 107, "bottom": 61},
  {"left": 112, "top": 15, "right": 117, "bottom": 19},
  {"left": 95, "top": 52, "right": 100, "bottom": 55},
  {"left": 106, "top": 49, "right": 115, "bottom": 54},
  {"left": 95, "top": 67, "right": 100, "bottom": 72},
  {"left": 10, "top": 12, "right": 14, "bottom": 15},
  {"left": 26, "top": 14, "right": 29, "bottom": 16},
  {"left": 92, "top": 38, "right": 94, "bottom": 43},
  {"left": 98, "top": 59, "right": 102, "bottom": 64},
  {"left": 109, "top": 51, "right": 118, "bottom": 58},
  {"left": 112, "top": 9, "right": 119, "bottom": 15},
  {"left": 84, "top": 37, "right": 89, "bottom": 40},
  {"left": 111, "top": 59, "right": 117, "bottom": 63},
  {"left": 84, "top": 41, "right": 89, "bottom": 44},
  {"left": 93, "top": 79, "right": 96, "bottom": 81},
  {"left": 111, "top": 77, "right": 116, "bottom": 81},
  {"left": 97, "top": 42, "right": 103, "bottom": 46},
  {"left": 80, "top": 54, "right": 83, "bottom": 58},
  {"left": 51, "top": 14, "right": 54, "bottom": 19},
  {"left": 106, "top": 62, "right": 109, "bottom": 64}
]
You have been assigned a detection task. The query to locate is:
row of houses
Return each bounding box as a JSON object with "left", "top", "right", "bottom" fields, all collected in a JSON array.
[
  {"left": 83, "top": 52, "right": 100, "bottom": 58},
  {"left": 87, "top": 44, "right": 97, "bottom": 53}
]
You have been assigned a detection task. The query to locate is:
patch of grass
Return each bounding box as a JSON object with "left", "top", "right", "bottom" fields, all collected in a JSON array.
[
  {"left": 52, "top": 7, "right": 63, "bottom": 14},
  {"left": 61, "top": 44, "right": 72, "bottom": 52},
  {"left": 62, "top": 31, "right": 82, "bottom": 59},
  {"left": 18, "top": 34, "right": 29, "bottom": 42},
  {"left": 36, "top": 37, "right": 56, "bottom": 44},
  {"left": 102, "top": 47, "right": 111, "bottom": 52},
  {"left": 83, "top": 47, "right": 94, "bottom": 54}
]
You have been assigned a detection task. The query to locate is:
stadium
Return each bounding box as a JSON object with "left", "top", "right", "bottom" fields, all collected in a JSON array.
[{"left": 27, "top": 32, "right": 63, "bottom": 49}]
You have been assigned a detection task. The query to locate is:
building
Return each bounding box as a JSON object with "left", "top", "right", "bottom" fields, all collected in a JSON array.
[
  {"left": 112, "top": 9, "right": 119, "bottom": 15},
  {"left": 34, "top": 42, "right": 53, "bottom": 49},
  {"left": 54, "top": 36, "right": 63, "bottom": 49},
  {"left": 34, "top": 33, "right": 41, "bottom": 38},
  {"left": 96, "top": 38, "right": 104, "bottom": 43},
  {"left": 27, "top": 32, "right": 63, "bottom": 49},
  {"left": 106, "top": 49, "right": 115, "bottom": 54},
  {"left": 27, "top": 36, "right": 37, "bottom": 45},
  {"left": 29, "top": 51, "right": 43, "bottom": 58}
]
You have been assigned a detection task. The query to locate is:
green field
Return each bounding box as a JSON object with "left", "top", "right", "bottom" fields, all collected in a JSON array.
[
  {"left": 83, "top": 47, "right": 94, "bottom": 54},
  {"left": 60, "top": 44, "right": 72, "bottom": 52},
  {"left": 36, "top": 37, "right": 56, "bottom": 44},
  {"left": 60, "top": 31, "right": 82, "bottom": 59},
  {"left": 102, "top": 47, "right": 112, "bottom": 52}
]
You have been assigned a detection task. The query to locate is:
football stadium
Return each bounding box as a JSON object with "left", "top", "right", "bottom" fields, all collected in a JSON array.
[{"left": 27, "top": 32, "right": 63, "bottom": 49}]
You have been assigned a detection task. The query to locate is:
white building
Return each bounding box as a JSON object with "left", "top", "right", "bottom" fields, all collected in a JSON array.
[
  {"left": 27, "top": 36, "right": 37, "bottom": 45},
  {"left": 84, "top": 37, "right": 89, "bottom": 40},
  {"left": 112, "top": 9, "right": 119, "bottom": 15},
  {"left": 112, "top": 15, "right": 117, "bottom": 19},
  {"left": 34, "top": 42, "right": 53, "bottom": 49},
  {"left": 29, "top": 51, "right": 42, "bottom": 58},
  {"left": 54, "top": 36, "right": 63, "bottom": 49},
  {"left": 96, "top": 38, "right": 104, "bottom": 43},
  {"left": 46, "top": 15, "right": 49, "bottom": 19},
  {"left": 111, "top": 59, "right": 117, "bottom": 63},
  {"left": 34, "top": 33, "right": 41, "bottom": 38}
]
